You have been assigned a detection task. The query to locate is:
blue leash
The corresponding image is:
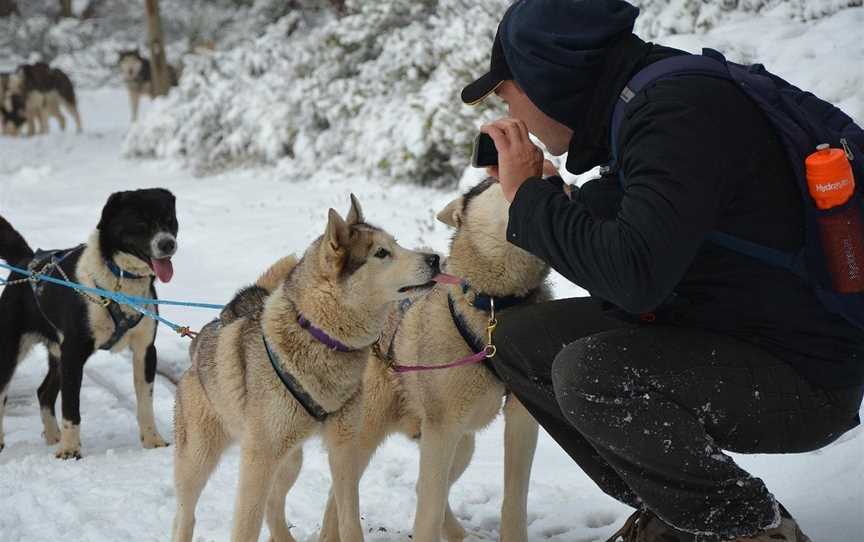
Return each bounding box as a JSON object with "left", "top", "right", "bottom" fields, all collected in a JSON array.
[{"left": 0, "top": 260, "right": 225, "bottom": 338}]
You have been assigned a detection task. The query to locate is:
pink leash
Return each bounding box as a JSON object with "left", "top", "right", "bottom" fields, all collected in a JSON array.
[
  {"left": 391, "top": 346, "right": 495, "bottom": 373},
  {"left": 390, "top": 273, "right": 497, "bottom": 373}
]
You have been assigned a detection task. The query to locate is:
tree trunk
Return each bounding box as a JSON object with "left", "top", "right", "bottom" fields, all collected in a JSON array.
[
  {"left": 58, "top": 0, "right": 73, "bottom": 17},
  {"left": 0, "top": 0, "right": 18, "bottom": 17},
  {"left": 145, "top": 0, "right": 171, "bottom": 97}
]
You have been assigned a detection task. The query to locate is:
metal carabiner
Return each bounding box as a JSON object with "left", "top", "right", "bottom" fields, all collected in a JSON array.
[{"left": 484, "top": 298, "right": 498, "bottom": 357}]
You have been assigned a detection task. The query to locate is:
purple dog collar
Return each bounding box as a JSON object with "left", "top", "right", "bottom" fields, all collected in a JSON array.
[{"left": 297, "top": 314, "right": 357, "bottom": 352}]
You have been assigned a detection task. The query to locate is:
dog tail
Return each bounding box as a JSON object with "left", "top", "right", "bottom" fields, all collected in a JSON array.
[
  {"left": 0, "top": 214, "right": 34, "bottom": 267},
  {"left": 213, "top": 255, "right": 299, "bottom": 327},
  {"left": 51, "top": 68, "right": 76, "bottom": 107},
  {"left": 255, "top": 255, "right": 299, "bottom": 293}
]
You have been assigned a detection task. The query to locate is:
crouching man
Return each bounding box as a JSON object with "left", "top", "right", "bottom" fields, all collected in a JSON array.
[{"left": 463, "top": 1, "right": 864, "bottom": 540}]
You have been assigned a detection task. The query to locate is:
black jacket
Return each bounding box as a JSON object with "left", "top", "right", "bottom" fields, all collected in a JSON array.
[{"left": 506, "top": 35, "right": 864, "bottom": 390}]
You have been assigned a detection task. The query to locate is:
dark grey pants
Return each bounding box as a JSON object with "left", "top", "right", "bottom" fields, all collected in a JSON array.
[{"left": 489, "top": 297, "right": 862, "bottom": 540}]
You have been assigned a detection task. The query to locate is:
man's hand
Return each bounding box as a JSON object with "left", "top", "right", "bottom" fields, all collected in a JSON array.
[{"left": 481, "top": 118, "right": 544, "bottom": 202}]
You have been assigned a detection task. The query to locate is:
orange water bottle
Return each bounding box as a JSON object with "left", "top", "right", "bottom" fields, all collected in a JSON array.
[{"left": 806, "top": 143, "right": 864, "bottom": 293}]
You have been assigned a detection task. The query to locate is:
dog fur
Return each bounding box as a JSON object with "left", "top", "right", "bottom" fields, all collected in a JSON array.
[
  {"left": 8, "top": 62, "right": 82, "bottom": 135},
  {"left": 171, "top": 195, "right": 441, "bottom": 542},
  {"left": 0, "top": 72, "right": 27, "bottom": 136},
  {"left": 0, "top": 189, "right": 178, "bottom": 458},
  {"left": 320, "top": 179, "right": 552, "bottom": 542},
  {"left": 118, "top": 49, "right": 180, "bottom": 123}
]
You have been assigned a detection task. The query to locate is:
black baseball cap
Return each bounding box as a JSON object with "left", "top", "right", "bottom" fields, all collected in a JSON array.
[{"left": 460, "top": 29, "right": 513, "bottom": 106}]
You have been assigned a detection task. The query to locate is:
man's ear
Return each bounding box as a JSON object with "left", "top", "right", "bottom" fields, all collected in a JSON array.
[
  {"left": 98, "top": 191, "right": 127, "bottom": 231},
  {"left": 436, "top": 197, "right": 464, "bottom": 228},
  {"left": 346, "top": 193, "right": 364, "bottom": 226},
  {"left": 321, "top": 208, "right": 349, "bottom": 275}
]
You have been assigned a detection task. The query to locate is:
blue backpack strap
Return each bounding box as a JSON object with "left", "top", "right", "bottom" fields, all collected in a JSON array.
[
  {"left": 706, "top": 232, "right": 808, "bottom": 280},
  {"left": 610, "top": 49, "right": 732, "bottom": 172},
  {"left": 609, "top": 49, "right": 806, "bottom": 278}
]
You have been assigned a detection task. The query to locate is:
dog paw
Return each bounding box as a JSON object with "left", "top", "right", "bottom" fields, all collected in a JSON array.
[
  {"left": 141, "top": 433, "right": 170, "bottom": 449},
  {"left": 55, "top": 447, "right": 82, "bottom": 460},
  {"left": 42, "top": 429, "right": 61, "bottom": 446}
]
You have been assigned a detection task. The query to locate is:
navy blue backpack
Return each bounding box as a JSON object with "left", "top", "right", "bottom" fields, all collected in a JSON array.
[{"left": 609, "top": 48, "right": 864, "bottom": 329}]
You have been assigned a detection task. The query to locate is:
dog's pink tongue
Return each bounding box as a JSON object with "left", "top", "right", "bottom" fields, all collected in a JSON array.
[
  {"left": 151, "top": 258, "right": 174, "bottom": 283},
  {"left": 433, "top": 273, "right": 461, "bottom": 285}
]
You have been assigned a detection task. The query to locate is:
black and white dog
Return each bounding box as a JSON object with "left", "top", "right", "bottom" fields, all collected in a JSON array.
[{"left": 0, "top": 188, "right": 178, "bottom": 459}]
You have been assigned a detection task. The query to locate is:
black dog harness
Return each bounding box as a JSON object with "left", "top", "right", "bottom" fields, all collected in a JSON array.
[
  {"left": 447, "top": 294, "right": 487, "bottom": 355},
  {"left": 459, "top": 282, "right": 530, "bottom": 313},
  {"left": 27, "top": 245, "right": 84, "bottom": 340},
  {"left": 263, "top": 335, "right": 330, "bottom": 422},
  {"left": 262, "top": 312, "right": 365, "bottom": 423},
  {"left": 28, "top": 245, "right": 148, "bottom": 351},
  {"left": 99, "top": 300, "right": 146, "bottom": 351}
]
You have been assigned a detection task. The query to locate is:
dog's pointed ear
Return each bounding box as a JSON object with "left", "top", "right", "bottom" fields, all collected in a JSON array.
[
  {"left": 346, "top": 193, "right": 364, "bottom": 226},
  {"left": 321, "top": 208, "right": 349, "bottom": 275},
  {"left": 98, "top": 191, "right": 127, "bottom": 230},
  {"left": 436, "top": 197, "right": 464, "bottom": 228}
]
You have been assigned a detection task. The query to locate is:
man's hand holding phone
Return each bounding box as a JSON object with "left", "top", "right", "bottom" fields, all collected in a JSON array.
[{"left": 478, "top": 118, "right": 545, "bottom": 203}]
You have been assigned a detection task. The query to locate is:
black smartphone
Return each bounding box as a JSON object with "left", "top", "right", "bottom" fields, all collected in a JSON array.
[{"left": 471, "top": 132, "right": 498, "bottom": 168}]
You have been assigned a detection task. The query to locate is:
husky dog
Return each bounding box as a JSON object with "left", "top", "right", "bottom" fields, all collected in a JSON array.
[
  {"left": 8, "top": 62, "right": 82, "bottom": 135},
  {"left": 0, "top": 189, "right": 178, "bottom": 459},
  {"left": 321, "top": 179, "right": 552, "bottom": 542},
  {"left": 171, "top": 195, "right": 441, "bottom": 542},
  {"left": 118, "top": 49, "right": 180, "bottom": 122}
]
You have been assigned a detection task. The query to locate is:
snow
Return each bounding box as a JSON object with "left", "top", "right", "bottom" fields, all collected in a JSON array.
[{"left": 1, "top": 6, "right": 864, "bottom": 542}]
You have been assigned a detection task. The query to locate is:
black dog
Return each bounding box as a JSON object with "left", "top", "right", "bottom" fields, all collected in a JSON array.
[{"left": 0, "top": 188, "right": 178, "bottom": 459}]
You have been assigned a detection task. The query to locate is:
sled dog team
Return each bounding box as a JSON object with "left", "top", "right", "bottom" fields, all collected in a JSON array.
[
  {"left": 0, "top": 62, "right": 81, "bottom": 136},
  {"left": 0, "top": 180, "right": 560, "bottom": 541},
  {"left": 1, "top": 50, "right": 179, "bottom": 135}
]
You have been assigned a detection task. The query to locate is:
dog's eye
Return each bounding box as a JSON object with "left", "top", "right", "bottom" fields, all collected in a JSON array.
[{"left": 374, "top": 248, "right": 391, "bottom": 259}]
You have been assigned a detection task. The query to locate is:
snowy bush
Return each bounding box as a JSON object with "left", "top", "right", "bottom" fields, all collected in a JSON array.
[
  {"left": 124, "top": 0, "right": 510, "bottom": 185},
  {"left": 632, "top": 0, "right": 862, "bottom": 37}
]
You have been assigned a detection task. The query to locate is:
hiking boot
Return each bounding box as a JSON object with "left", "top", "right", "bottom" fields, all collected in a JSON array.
[
  {"left": 605, "top": 509, "right": 693, "bottom": 542},
  {"left": 735, "top": 505, "right": 812, "bottom": 542}
]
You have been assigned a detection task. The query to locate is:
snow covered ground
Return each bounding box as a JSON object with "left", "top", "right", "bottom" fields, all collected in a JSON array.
[{"left": 2, "top": 10, "right": 864, "bottom": 542}]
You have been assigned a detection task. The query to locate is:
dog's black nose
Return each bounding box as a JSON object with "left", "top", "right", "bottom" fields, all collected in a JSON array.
[
  {"left": 158, "top": 238, "right": 176, "bottom": 254},
  {"left": 425, "top": 253, "right": 440, "bottom": 272}
]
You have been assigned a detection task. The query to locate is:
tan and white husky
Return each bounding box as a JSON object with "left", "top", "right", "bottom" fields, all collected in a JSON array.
[
  {"left": 321, "top": 179, "right": 553, "bottom": 542},
  {"left": 171, "top": 195, "right": 441, "bottom": 542}
]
